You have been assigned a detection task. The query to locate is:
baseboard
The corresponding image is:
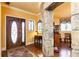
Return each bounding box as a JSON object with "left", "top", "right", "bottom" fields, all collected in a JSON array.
[
  {"left": 1, "top": 42, "right": 34, "bottom": 51},
  {"left": 1, "top": 48, "right": 6, "bottom": 51},
  {"left": 26, "top": 42, "right": 34, "bottom": 46}
]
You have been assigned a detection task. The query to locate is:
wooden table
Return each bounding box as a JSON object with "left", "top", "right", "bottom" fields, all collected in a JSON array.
[{"left": 34, "top": 35, "right": 42, "bottom": 48}]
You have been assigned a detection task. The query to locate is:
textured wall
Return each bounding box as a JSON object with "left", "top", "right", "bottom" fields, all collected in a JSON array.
[
  {"left": 42, "top": 10, "right": 54, "bottom": 57},
  {"left": 71, "top": 2, "right": 79, "bottom": 57},
  {"left": 42, "top": 2, "right": 54, "bottom": 56}
]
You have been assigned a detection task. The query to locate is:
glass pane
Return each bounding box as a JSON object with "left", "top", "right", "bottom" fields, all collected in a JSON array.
[
  {"left": 38, "top": 22, "right": 42, "bottom": 32},
  {"left": 31, "top": 21, "right": 33, "bottom": 31},
  {"left": 22, "top": 22, "right": 25, "bottom": 42},
  {"left": 66, "top": 22, "right": 72, "bottom": 31},
  {"left": 28, "top": 20, "right": 34, "bottom": 31},
  {"left": 28, "top": 21, "right": 30, "bottom": 31},
  {"left": 11, "top": 21, "right": 18, "bottom": 44},
  {"left": 61, "top": 23, "right": 66, "bottom": 31}
]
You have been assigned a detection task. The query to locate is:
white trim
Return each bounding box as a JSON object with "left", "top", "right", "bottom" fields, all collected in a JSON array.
[
  {"left": 1, "top": 3, "right": 40, "bottom": 16},
  {"left": 1, "top": 48, "right": 6, "bottom": 51},
  {"left": 27, "top": 42, "right": 34, "bottom": 46},
  {"left": 37, "top": 12, "right": 41, "bottom": 16},
  {"left": 5, "top": 15, "right": 26, "bottom": 20}
]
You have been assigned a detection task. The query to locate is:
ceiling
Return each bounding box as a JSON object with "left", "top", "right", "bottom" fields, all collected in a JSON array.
[
  {"left": 6, "top": 2, "right": 71, "bottom": 17},
  {"left": 9, "top": 2, "right": 42, "bottom": 14},
  {"left": 53, "top": 2, "right": 71, "bottom": 18}
]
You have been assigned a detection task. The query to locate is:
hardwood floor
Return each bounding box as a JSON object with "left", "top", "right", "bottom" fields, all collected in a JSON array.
[
  {"left": 26, "top": 42, "right": 71, "bottom": 57},
  {"left": 2, "top": 50, "right": 7, "bottom": 57},
  {"left": 2, "top": 42, "right": 71, "bottom": 57},
  {"left": 57, "top": 42, "right": 71, "bottom": 57},
  {"left": 26, "top": 44, "right": 43, "bottom": 57}
]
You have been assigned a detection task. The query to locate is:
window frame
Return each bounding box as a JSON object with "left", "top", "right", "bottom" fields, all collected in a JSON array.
[
  {"left": 60, "top": 18, "right": 71, "bottom": 32},
  {"left": 28, "top": 19, "right": 35, "bottom": 32},
  {"left": 38, "top": 20, "right": 42, "bottom": 33}
]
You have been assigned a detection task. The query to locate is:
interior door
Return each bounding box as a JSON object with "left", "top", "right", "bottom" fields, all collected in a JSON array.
[{"left": 6, "top": 16, "right": 26, "bottom": 49}]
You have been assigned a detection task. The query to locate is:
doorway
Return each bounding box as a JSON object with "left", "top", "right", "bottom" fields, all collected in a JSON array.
[
  {"left": 45, "top": 2, "right": 71, "bottom": 57},
  {"left": 6, "top": 16, "right": 26, "bottom": 49}
]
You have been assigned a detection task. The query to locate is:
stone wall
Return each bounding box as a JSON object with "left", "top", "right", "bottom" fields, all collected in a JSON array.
[
  {"left": 71, "top": 2, "right": 79, "bottom": 57},
  {"left": 42, "top": 2, "right": 54, "bottom": 56}
]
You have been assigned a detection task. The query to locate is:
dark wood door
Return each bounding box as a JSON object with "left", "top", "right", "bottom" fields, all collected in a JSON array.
[{"left": 6, "top": 16, "right": 26, "bottom": 49}]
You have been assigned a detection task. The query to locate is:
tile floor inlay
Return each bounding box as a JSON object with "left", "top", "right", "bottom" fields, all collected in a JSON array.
[{"left": 7, "top": 46, "right": 36, "bottom": 57}]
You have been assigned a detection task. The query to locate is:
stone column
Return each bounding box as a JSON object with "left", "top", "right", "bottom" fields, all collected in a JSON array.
[
  {"left": 42, "top": 10, "right": 54, "bottom": 56},
  {"left": 71, "top": 2, "right": 79, "bottom": 57}
]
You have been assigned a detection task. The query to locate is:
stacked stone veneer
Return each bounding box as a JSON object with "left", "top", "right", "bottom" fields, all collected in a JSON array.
[
  {"left": 42, "top": 10, "right": 54, "bottom": 56},
  {"left": 71, "top": 15, "right": 79, "bottom": 57},
  {"left": 71, "top": 3, "right": 79, "bottom": 57}
]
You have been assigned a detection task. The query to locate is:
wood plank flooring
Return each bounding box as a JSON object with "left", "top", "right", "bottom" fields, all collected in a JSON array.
[
  {"left": 2, "top": 42, "right": 71, "bottom": 57},
  {"left": 26, "top": 42, "right": 71, "bottom": 57}
]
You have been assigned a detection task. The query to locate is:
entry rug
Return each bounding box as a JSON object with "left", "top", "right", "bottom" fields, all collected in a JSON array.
[{"left": 7, "top": 46, "right": 36, "bottom": 57}]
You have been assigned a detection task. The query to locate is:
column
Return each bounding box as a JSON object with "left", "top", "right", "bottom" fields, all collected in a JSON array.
[
  {"left": 71, "top": 2, "right": 79, "bottom": 57},
  {"left": 42, "top": 10, "right": 54, "bottom": 56}
]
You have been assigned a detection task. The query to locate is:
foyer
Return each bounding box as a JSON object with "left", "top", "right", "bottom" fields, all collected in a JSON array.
[{"left": 0, "top": 2, "right": 79, "bottom": 57}]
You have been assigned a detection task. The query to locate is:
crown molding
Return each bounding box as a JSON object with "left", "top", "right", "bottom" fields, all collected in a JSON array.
[
  {"left": 1, "top": 3, "right": 40, "bottom": 16},
  {"left": 37, "top": 12, "right": 41, "bottom": 16}
]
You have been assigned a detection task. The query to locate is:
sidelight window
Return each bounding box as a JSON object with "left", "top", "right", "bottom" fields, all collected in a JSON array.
[{"left": 22, "top": 22, "right": 25, "bottom": 43}]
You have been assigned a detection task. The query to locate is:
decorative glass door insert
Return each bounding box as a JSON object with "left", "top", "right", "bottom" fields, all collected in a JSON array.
[{"left": 11, "top": 21, "right": 18, "bottom": 44}]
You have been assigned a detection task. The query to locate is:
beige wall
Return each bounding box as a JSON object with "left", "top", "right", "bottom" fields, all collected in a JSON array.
[
  {"left": 71, "top": 3, "right": 79, "bottom": 56},
  {"left": 53, "top": 2, "right": 71, "bottom": 25},
  {"left": 1, "top": 3, "right": 39, "bottom": 50}
]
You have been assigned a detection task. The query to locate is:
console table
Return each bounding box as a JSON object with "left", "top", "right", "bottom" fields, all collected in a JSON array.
[{"left": 34, "top": 35, "right": 42, "bottom": 48}]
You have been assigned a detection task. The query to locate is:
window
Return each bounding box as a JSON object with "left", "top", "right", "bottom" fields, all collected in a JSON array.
[
  {"left": 22, "top": 22, "right": 25, "bottom": 42},
  {"left": 66, "top": 22, "right": 72, "bottom": 31},
  {"left": 38, "top": 20, "right": 42, "bottom": 32},
  {"left": 60, "top": 22, "right": 66, "bottom": 31},
  {"left": 28, "top": 20, "right": 34, "bottom": 31},
  {"left": 60, "top": 20, "right": 71, "bottom": 31}
]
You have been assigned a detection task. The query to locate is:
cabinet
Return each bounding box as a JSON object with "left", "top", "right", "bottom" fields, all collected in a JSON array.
[
  {"left": 64, "top": 33, "right": 71, "bottom": 48},
  {"left": 34, "top": 36, "right": 42, "bottom": 48},
  {"left": 54, "top": 25, "right": 61, "bottom": 52}
]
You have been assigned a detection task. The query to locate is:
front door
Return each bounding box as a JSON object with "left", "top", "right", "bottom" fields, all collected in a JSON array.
[{"left": 6, "top": 16, "right": 26, "bottom": 49}]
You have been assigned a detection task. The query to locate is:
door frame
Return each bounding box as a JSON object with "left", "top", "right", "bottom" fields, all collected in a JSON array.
[{"left": 6, "top": 15, "right": 27, "bottom": 50}]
